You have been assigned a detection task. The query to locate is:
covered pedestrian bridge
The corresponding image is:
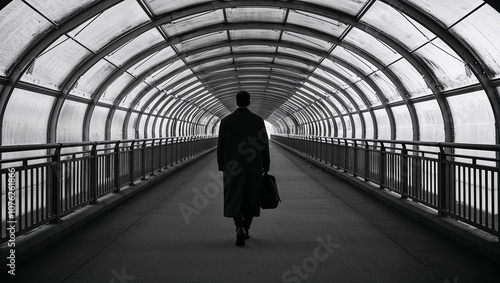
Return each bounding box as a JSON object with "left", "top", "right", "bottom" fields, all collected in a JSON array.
[{"left": 1, "top": 0, "right": 500, "bottom": 281}]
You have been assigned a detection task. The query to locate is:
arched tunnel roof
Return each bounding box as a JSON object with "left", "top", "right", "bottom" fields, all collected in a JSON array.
[{"left": 1, "top": 0, "right": 500, "bottom": 145}]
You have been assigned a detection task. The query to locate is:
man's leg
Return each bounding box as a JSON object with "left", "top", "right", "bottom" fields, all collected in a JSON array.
[{"left": 243, "top": 216, "right": 253, "bottom": 239}]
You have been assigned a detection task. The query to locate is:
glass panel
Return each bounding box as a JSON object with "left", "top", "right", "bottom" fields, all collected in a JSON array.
[
  {"left": 404, "top": 0, "right": 482, "bottom": 28},
  {"left": 368, "top": 71, "right": 403, "bottom": 103},
  {"left": 89, "top": 106, "right": 109, "bottom": 142},
  {"left": 354, "top": 80, "right": 381, "bottom": 106},
  {"left": 388, "top": 59, "right": 431, "bottom": 98},
  {"left": 287, "top": 10, "right": 347, "bottom": 38},
  {"left": 146, "top": 114, "right": 154, "bottom": 138},
  {"left": 0, "top": 1, "right": 52, "bottom": 76},
  {"left": 127, "top": 112, "right": 139, "bottom": 139},
  {"left": 326, "top": 95, "right": 346, "bottom": 114},
  {"left": 193, "top": 58, "right": 233, "bottom": 72},
  {"left": 134, "top": 88, "right": 158, "bottom": 110},
  {"left": 353, "top": 114, "right": 362, "bottom": 138},
  {"left": 70, "top": 59, "right": 116, "bottom": 99},
  {"left": 278, "top": 47, "right": 322, "bottom": 63},
  {"left": 344, "top": 116, "right": 352, "bottom": 138},
  {"left": 335, "top": 117, "right": 344, "bottom": 137},
  {"left": 146, "top": 60, "right": 185, "bottom": 85},
  {"left": 99, "top": 72, "right": 135, "bottom": 104},
  {"left": 57, "top": 101, "right": 86, "bottom": 143},
  {"left": 230, "top": 29, "right": 281, "bottom": 41},
  {"left": 2, "top": 89, "right": 54, "bottom": 145},
  {"left": 330, "top": 46, "right": 377, "bottom": 75},
  {"left": 145, "top": 0, "right": 213, "bottom": 16},
  {"left": 160, "top": 69, "right": 194, "bottom": 91},
  {"left": 120, "top": 82, "right": 150, "bottom": 108},
  {"left": 374, "top": 109, "right": 391, "bottom": 140},
  {"left": 106, "top": 29, "right": 164, "bottom": 67},
  {"left": 154, "top": 116, "right": 162, "bottom": 137},
  {"left": 162, "top": 10, "right": 224, "bottom": 37},
  {"left": 68, "top": 1, "right": 150, "bottom": 52},
  {"left": 345, "top": 87, "right": 367, "bottom": 110},
  {"left": 360, "top": 1, "right": 435, "bottom": 52},
  {"left": 185, "top": 47, "right": 232, "bottom": 63},
  {"left": 129, "top": 47, "right": 177, "bottom": 77},
  {"left": 138, "top": 114, "right": 147, "bottom": 139},
  {"left": 145, "top": 95, "right": 163, "bottom": 114},
  {"left": 362, "top": 112, "right": 374, "bottom": 139},
  {"left": 27, "top": 0, "right": 98, "bottom": 25},
  {"left": 21, "top": 35, "right": 92, "bottom": 90},
  {"left": 447, "top": 91, "right": 495, "bottom": 144},
  {"left": 344, "top": 28, "right": 402, "bottom": 66},
  {"left": 281, "top": 31, "right": 333, "bottom": 52},
  {"left": 451, "top": 5, "right": 500, "bottom": 79},
  {"left": 226, "top": 7, "right": 286, "bottom": 23},
  {"left": 414, "top": 38, "right": 478, "bottom": 91},
  {"left": 232, "top": 45, "right": 276, "bottom": 54},
  {"left": 414, "top": 100, "right": 445, "bottom": 142},
  {"left": 274, "top": 58, "right": 314, "bottom": 71},
  {"left": 174, "top": 32, "right": 227, "bottom": 53},
  {"left": 391, "top": 105, "right": 413, "bottom": 141},
  {"left": 111, "top": 110, "right": 126, "bottom": 140},
  {"left": 293, "top": 0, "right": 368, "bottom": 16}
]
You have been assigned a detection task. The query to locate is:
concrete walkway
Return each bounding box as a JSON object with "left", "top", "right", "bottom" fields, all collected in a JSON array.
[{"left": 9, "top": 143, "right": 500, "bottom": 282}]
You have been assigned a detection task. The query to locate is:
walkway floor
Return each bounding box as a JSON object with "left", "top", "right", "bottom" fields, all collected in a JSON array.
[{"left": 10, "top": 143, "right": 500, "bottom": 282}]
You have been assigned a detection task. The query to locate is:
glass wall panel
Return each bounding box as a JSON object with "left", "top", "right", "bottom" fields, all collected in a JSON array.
[
  {"left": 145, "top": 0, "right": 213, "bottom": 15},
  {"left": 287, "top": 10, "right": 347, "bottom": 38},
  {"left": 71, "top": 59, "right": 117, "bottom": 99},
  {"left": 146, "top": 60, "right": 185, "bottom": 86},
  {"left": 343, "top": 116, "right": 352, "bottom": 138},
  {"left": 360, "top": 1, "right": 434, "bottom": 52},
  {"left": 447, "top": 91, "right": 495, "bottom": 144},
  {"left": 388, "top": 59, "right": 431, "bottom": 98},
  {"left": 120, "top": 82, "right": 150, "bottom": 108},
  {"left": 129, "top": 47, "right": 177, "bottom": 77},
  {"left": 21, "top": 36, "right": 92, "bottom": 90},
  {"left": 127, "top": 112, "right": 139, "bottom": 139},
  {"left": 67, "top": 0, "right": 150, "bottom": 53},
  {"left": 138, "top": 114, "right": 147, "bottom": 139},
  {"left": 145, "top": 95, "right": 163, "bottom": 114},
  {"left": 57, "top": 100, "right": 86, "bottom": 143},
  {"left": 174, "top": 32, "right": 227, "bottom": 53},
  {"left": 362, "top": 112, "right": 374, "bottom": 139},
  {"left": 106, "top": 29, "right": 164, "bottom": 67},
  {"left": 89, "top": 106, "right": 110, "bottom": 142},
  {"left": 330, "top": 47, "right": 376, "bottom": 76},
  {"left": 334, "top": 117, "right": 344, "bottom": 138},
  {"left": 185, "top": 47, "right": 232, "bottom": 63},
  {"left": 226, "top": 7, "right": 286, "bottom": 23},
  {"left": 354, "top": 80, "right": 381, "bottom": 106},
  {"left": 450, "top": 5, "right": 500, "bottom": 79},
  {"left": 369, "top": 71, "right": 402, "bottom": 103},
  {"left": 391, "top": 105, "right": 413, "bottom": 141},
  {"left": 278, "top": 47, "right": 322, "bottom": 63},
  {"left": 2, "top": 89, "right": 54, "bottom": 145},
  {"left": 404, "top": 0, "right": 482, "bottom": 28},
  {"left": 0, "top": 1, "right": 52, "bottom": 76},
  {"left": 281, "top": 31, "right": 333, "bottom": 52},
  {"left": 373, "top": 109, "right": 391, "bottom": 140},
  {"left": 414, "top": 100, "right": 445, "bottom": 142},
  {"left": 135, "top": 89, "right": 159, "bottom": 111},
  {"left": 344, "top": 88, "right": 367, "bottom": 110},
  {"left": 146, "top": 115, "right": 154, "bottom": 138},
  {"left": 26, "top": 0, "right": 98, "bottom": 25},
  {"left": 162, "top": 10, "right": 224, "bottom": 37},
  {"left": 99, "top": 72, "right": 136, "bottom": 104},
  {"left": 111, "top": 110, "right": 127, "bottom": 140},
  {"left": 414, "top": 38, "right": 478, "bottom": 91},
  {"left": 353, "top": 114, "right": 362, "bottom": 138},
  {"left": 293, "top": 0, "right": 368, "bottom": 16},
  {"left": 344, "top": 28, "right": 402, "bottom": 66}
]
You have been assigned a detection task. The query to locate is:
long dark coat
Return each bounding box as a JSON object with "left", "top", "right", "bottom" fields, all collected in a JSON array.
[{"left": 217, "top": 108, "right": 270, "bottom": 217}]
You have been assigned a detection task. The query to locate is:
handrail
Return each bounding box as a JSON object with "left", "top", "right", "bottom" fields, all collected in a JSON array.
[
  {"left": 271, "top": 134, "right": 499, "bottom": 240},
  {"left": 0, "top": 136, "right": 218, "bottom": 243}
]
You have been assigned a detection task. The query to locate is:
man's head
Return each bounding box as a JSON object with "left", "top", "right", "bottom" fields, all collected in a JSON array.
[{"left": 236, "top": 90, "right": 250, "bottom": 108}]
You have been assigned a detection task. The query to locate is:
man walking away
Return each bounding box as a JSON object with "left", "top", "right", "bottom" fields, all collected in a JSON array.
[{"left": 217, "top": 90, "right": 271, "bottom": 247}]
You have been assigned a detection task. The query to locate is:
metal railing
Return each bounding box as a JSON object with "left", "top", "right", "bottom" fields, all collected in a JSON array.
[
  {"left": 272, "top": 134, "right": 499, "bottom": 239},
  {"left": 0, "top": 136, "right": 217, "bottom": 243}
]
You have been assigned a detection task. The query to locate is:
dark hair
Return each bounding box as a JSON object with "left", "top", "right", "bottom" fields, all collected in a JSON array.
[{"left": 236, "top": 90, "right": 250, "bottom": 107}]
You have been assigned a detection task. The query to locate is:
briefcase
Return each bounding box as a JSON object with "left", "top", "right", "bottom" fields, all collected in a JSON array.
[{"left": 261, "top": 172, "right": 281, "bottom": 209}]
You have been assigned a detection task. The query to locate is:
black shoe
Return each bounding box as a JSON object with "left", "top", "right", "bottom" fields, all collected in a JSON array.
[
  {"left": 236, "top": 227, "right": 245, "bottom": 247},
  {"left": 244, "top": 228, "right": 250, "bottom": 239}
]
